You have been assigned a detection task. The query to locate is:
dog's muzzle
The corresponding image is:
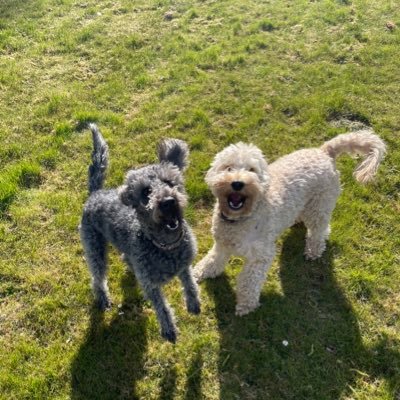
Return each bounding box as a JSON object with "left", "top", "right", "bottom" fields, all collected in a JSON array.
[
  {"left": 159, "top": 197, "right": 182, "bottom": 231},
  {"left": 226, "top": 181, "right": 246, "bottom": 210}
]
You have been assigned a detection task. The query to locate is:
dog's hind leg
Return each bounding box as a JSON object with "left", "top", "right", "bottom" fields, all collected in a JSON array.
[
  {"left": 301, "top": 187, "right": 340, "bottom": 260},
  {"left": 80, "top": 224, "right": 111, "bottom": 310},
  {"left": 304, "top": 222, "right": 331, "bottom": 261},
  {"left": 193, "top": 242, "right": 230, "bottom": 282},
  {"left": 144, "top": 286, "right": 178, "bottom": 343},
  {"left": 178, "top": 268, "right": 201, "bottom": 315},
  {"left": 235, "top": 244, "right": 276, "bottom": 316}
]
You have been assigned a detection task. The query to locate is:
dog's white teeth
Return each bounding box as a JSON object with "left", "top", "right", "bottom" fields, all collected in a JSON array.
[
  {"left": 166, "top": 220, "right": 179, "bottom": 230},
  {"left": 229, "top": 201, "right": 243, "bottom": 210}
]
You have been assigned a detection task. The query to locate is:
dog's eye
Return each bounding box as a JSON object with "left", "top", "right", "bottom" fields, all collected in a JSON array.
[
  {"left": 163, "top": 180, "right": 174, "bottom": 187},
  {"left": 226, "top": 166, "right": 232, "bottom": 172},
  {"left": 142, "top": 187, "right": 152, "bottom": 197},
  {"left": 249, "top": 167, "right": 256, "bottom": 172}
]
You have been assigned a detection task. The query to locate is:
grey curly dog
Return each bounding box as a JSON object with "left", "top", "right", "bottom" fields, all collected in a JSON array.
[{"left": 80, "top": 124, "right": 200, "bottom": 343}]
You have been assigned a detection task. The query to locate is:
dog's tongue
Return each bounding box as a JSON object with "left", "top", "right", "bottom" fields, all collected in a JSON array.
[{"left": 229, "top": 192, "right": 243, "bottom": 207}]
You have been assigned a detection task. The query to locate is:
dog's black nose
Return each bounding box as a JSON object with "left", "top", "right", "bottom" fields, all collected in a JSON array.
[
  {"left": 231, "top": 181, "right": 244, "bottom": 191},
  {"left": 160, "top": 197, "right": 176, "bottom": 211}
]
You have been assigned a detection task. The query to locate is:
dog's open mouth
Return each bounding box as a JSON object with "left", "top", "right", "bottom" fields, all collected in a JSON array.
[
  {"left": 165, "top": 218, "right": 180, "bottom": 231},
  {"left": 228, "top": 193, "right": 246, "bottom": 210}
]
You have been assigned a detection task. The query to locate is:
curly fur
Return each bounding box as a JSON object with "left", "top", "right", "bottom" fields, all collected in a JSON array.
[
  {"left": 194, "top": 129, "right": 386, "bottom": 316},
  {"left": 80, "top": 125, "right": 200, "bottom": 342}
]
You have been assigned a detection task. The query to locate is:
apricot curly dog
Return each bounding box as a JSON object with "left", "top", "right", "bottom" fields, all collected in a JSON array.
[{"left": 194, "top": 129, "right": 386, "bottom": 316}]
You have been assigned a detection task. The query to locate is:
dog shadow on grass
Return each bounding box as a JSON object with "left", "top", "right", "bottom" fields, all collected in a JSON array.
[
  {"left": 70, "top": 272, "right": 147, "bottom": 400},
  {"left": 156, "top": 350, "right": 203, "bottom": 400},
  {"left": 205, "top": 225, "right": 400, "bottom": 400}
]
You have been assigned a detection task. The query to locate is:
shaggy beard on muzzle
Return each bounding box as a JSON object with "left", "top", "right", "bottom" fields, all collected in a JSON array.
[{"left": 150, "top": 190, "right": 188, "bottom": 232}]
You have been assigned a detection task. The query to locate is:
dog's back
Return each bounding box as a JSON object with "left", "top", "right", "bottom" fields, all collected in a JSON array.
[
  {"left": 267, "top": 148, "right": 339, "bottom": 215},
  {"left": 82, "top": 189, "right": 139, "bottom": 252}
]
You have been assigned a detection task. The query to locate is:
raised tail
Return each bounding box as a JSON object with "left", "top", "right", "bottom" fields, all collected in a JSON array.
[
  {"left": 88, "top": 123, "right": 109, "bottom": 194},
  {"left": 320, "top": 129, "right": 386, "bottom": 183}
]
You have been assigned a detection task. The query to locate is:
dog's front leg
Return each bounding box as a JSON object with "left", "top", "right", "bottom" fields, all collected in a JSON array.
[
  {"left": 193, "top": 242, "right": 230, "bottom": 282},
  {"left": 235, "top": 247, "right": 275, "bottom": 316},
  {"left": 144, "top": 286, "right": 178, "bottom": 343},
  {"left": 178, "top": 268, "right": 201, "bottom": 315}
]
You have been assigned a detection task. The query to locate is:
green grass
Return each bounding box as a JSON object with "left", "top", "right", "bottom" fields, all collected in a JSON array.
[{"left": 0, "top": 0, "right": 399, "bottom": 399}]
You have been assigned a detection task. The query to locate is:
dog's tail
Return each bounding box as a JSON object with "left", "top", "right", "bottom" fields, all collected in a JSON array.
[
  {"left": 320, "top": 129, "right": 386, "bottom": 183},
  {"left": 88, "top": 123, "right": 109, "bottom": 194}
]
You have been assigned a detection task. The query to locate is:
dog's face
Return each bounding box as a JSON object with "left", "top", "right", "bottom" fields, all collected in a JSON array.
[
  {"left": 206, "top": 142, "right": 269, "bottom": 220},
  {"left": 119, "top": 139, "right": 189, "bottom": 242}
]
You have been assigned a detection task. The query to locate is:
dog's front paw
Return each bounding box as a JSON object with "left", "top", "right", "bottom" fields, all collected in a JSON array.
[
  {"left": 304, "top": 239, "right": 327, "bottom": 261},
  {"left": 187, "top": 300, "right": 201, "bottom": 315},
  {"left": 192, "top": 265, "right": 204, "bottom": 283},
  {"left": 161, "top": 327, "right": 178, "bottom": 344},
  {"left": 193, "top": 263, "right": 220, "bottom": 283},
  {"left": 96, "top": 294, "right": 112, "bottom": 311},
  {"left": 235, "top": 302, "right": 259, "bottom": 317},
  {"left": 304, "top": 253, "right": 317, "bottom": 261},
  {"left": 304, "top": 251, "right": 324, "bottom": 261}
]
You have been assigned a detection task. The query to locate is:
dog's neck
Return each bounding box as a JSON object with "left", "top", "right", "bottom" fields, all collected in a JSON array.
[
  {"left": 140, "top": 223, "right": 185, "bottom": 251},
  {"left": 151, "top": 229, "right": 184, "bottom": 250},
  {"left": 220, "top": 212, "right": 241, "bottom": 223}
]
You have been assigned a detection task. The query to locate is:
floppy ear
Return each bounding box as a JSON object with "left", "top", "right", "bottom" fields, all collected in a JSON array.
[
  {"left": 118, "top": 170, "right": 140, "bottom": 207},
  {"left": 205, "top": 149, "right": 223, "bottom": 187},
  {"left": 158, "top": 139, "right": 189, "bottom": 170},
  {"left": 205, "top": 164, "right": 216, "bottom": 187},
  {"left": 257, "top": 156, "right": 270, "bottom": 186}
]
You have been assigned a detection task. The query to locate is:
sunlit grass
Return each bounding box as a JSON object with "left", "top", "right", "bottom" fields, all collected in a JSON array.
[{"left": 0, "top": 0, "right": 399, "bottom": 399}]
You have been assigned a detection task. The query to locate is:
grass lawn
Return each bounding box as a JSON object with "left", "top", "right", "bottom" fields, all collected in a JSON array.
[{"left": 0, "top": 0, "right": 399, "bottom": 398}]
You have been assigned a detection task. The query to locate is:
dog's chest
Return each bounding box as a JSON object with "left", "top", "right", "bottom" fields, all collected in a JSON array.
[
  {"left": 214, "top": 219, "right": 266, "bottom": 257},
  {"left": 151, "top": 251, "right": 187, "bottom": 282},
  {"left": 130, "top": 240, "right": 194, "bottom": 285}
]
